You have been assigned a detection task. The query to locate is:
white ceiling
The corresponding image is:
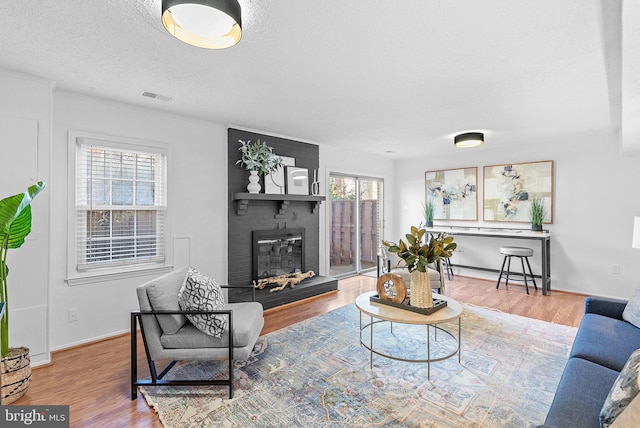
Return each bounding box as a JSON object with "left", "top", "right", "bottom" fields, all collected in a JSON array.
[{"left": 0, "top": 0, "right": 637, "bottom": 158}]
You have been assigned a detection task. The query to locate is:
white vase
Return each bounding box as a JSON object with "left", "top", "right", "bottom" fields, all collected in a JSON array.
[
  {"left": 247, "top": 170, "right": 261, "bottom": 194},
  {"left": 410, "top": 270, "right": 433, "bottom": 309}
]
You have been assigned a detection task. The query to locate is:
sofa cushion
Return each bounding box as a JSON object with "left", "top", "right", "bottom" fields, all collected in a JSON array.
[
  {"left": 178, "top": 268, "right": 227, "bottom": 338},
  {"left": 145, "top": 267, "right": 189, "bottom": 334},
  {"left": 569, "top": 313, "right": 640, "bottom": 372},
  {"left": 622, "top": 287, "right": 640, "bottom": 328},
  {"left": 544, "top": 357, "right": 619, "bottom": 428},
  {"left": 600, "top": 349, "right": 640, "bottom": 427},
  {"left": 161, "top": 302, "right": 264, "bottom": 349}
]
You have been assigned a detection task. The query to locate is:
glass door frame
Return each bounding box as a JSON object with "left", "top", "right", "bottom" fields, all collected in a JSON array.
[{"left": 328, "top": 172, "right": 384, "bottom": 278}]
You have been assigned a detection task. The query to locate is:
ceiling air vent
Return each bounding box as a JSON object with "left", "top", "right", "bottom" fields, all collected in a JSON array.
[{"left": 142, "top": 92, "right": 172, "bottom": 102}]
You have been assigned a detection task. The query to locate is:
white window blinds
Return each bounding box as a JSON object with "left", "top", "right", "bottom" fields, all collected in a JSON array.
[{"left": 75, "top": 140, "right": 167, "bottom": 271}]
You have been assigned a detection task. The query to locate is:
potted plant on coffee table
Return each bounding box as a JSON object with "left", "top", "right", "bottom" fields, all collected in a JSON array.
[
  {"left": 236, "top": 139, "right": 284, "bottom": 194},
  {"left": 0, "top": 181, "right": 46, "bottom": 404},
  {"left": 382, "top": 226, "right": 456, "bottom": 308}
]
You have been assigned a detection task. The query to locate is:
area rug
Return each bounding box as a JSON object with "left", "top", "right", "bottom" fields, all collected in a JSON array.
[{"left": 140, "top": 303, "right": 577, "bottom": 427}]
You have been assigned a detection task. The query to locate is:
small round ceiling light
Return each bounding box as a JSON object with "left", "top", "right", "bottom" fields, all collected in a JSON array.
[
  {"left": 454, "top": 132, "right": 484, "bottom": 148},
  {"left": 162, "top": 0, "right": 242, "bottom": 49}
]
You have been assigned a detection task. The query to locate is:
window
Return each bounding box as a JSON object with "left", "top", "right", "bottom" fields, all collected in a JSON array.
[{"left": 74, "top": 137, "right": 166, "bottom": 272}]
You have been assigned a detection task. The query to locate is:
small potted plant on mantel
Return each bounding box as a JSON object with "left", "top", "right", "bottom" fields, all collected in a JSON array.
[
  {"left": 0, "top": 181, "right": 46, "bottom": 404},
  {"left": 529, "top": 198, "right": 547, "bottom": 232},
  {"left": 236, "top": 139, "right": 284, "bottom": 194}
]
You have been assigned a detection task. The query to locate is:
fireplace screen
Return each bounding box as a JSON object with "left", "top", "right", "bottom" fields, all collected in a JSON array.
[{"left": 253, "top": 228, "right": 305, "bottom": 280}]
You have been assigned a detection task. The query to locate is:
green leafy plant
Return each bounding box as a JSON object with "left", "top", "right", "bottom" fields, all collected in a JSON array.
[
  {"left": 423, "top": 199, "right": 435, "bottom": 225},
  {"left": 236, "top": 139, "right": 284, "bottom": 176},
  {"left": 529, "top": 198, "right": 546, "bottom": 226},
  {"left": 382, "top": 226, "right": 456, "bottom": 273},
  {"left": 0, "top": 182, "right": 46, "bottom": 357}
]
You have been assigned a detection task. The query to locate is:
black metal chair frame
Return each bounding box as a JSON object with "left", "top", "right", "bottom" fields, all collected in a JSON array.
[{"left": 131, "top": 284, "right": 256, "bottom": 400}]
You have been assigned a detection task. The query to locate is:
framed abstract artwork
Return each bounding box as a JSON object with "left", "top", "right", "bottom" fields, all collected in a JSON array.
[
  {"left": 483, "top": 160, "right": 554, "bottom": 223},
  {"left": 425, "top": 167, "right": 478, "bottom": 220}
]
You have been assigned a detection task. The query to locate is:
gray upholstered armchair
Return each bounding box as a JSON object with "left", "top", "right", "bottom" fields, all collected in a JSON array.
[
  {"left": 377, "top": 247, "right": 445, "bottom": 294},
  {"left": 131, "top": 267, "right": 264, "bottom": 399}
]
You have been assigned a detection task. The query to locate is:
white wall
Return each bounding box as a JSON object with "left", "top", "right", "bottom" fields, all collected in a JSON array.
[
  {"left": 394, "top": 130, "right": 640, "bottom": 299},
  {"left": 49, "top": 91, "right": 228, "bottom": 351},
  {"left": 0, "top": 70, "right": 52, "bottom": 365}
]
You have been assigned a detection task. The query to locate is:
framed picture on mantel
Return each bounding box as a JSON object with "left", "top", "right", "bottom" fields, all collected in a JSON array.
[
  {"left": 265, "top": 156, "right": 295, "bottom": 194},
  {"left": 286, "top": 166, "right": 309, "bottom": 195},
  {"left": 483, "top": 160, "right": 554, "bottom": 223}
]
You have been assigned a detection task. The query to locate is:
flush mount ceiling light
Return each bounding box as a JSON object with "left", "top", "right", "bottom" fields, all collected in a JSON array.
[
  {"left": 162, "top": 0, "right": 242, "bottom": 49},
  {"left": 454, "top": 132, "right": 484, "bottom": 148}
]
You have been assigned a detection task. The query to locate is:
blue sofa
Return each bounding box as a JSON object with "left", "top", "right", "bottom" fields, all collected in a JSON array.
[{"left": 543, "top": 296, "right": 640, "bottom": 427}]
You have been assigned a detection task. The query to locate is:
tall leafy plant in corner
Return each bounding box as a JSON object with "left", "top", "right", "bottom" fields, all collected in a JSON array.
[{"left": 0, "top": 182, "right": 46, "bottom": 357}]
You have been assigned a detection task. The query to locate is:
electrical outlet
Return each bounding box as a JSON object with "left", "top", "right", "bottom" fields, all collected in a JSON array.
[
  {"left": 611, "top": 264, "right": 621, "bottom": 274},
  {"left": 68, "top": 308, "right": 79, "bottom": 322}
]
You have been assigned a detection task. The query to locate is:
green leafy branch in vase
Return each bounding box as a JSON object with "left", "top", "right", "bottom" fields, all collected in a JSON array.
[{"left": 382, "top": 226, "right": 456, "bottom": 273}]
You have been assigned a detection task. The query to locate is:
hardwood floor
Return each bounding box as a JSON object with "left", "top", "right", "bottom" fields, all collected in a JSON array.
[{"left": 13, "top": 275, "right": 586, "bottom": 427}]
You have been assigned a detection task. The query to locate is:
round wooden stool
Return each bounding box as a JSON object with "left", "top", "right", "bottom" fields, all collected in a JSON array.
[{"left": 496, "top": 246, "right": 537, "bottom": 294}]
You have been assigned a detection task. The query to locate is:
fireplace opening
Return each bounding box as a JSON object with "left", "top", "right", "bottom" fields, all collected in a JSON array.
[{"left": 252, "top": 228, "right": 305, "bottom": 280}]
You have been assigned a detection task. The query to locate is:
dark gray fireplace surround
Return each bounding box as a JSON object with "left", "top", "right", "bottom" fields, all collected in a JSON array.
[{"left": 227, "top": 128, "right": 338, "bottom": 309}]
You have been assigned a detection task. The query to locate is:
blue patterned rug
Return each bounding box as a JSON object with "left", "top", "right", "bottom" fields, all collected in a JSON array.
[{"left": 140, "top": 303, "right": 576, "bottom": 427}]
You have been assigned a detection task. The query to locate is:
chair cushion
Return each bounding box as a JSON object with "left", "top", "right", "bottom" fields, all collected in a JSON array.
[
  {"left": 600, "top": 349, "right": 640, "bottom": 428},
  {"left": 178, "top": 268, "right": 227, "bottom": 338},
  {"left": 544, "top": 357, "right": 619, "bottom": 428},
  {"left": 622, "top": 287, "right": 640, "bottom": 328},
  {"left": 145, "top": 267, "right": 189, "bottom": 334},
  {"left": 570, "top": 313, "right": 640, "bottom": 372},
  {"left": 161, "top": 302, "right": 264, "bottom": 349}
]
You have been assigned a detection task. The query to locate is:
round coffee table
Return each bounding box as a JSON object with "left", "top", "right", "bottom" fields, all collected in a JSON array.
[{"left": 355, "top": 290, "right": 463, "bottom": 379}]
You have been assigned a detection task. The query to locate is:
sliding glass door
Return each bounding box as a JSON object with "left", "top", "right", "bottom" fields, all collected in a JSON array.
[{"left": 329, "top": 174, "right": 383, "bottom": 277}]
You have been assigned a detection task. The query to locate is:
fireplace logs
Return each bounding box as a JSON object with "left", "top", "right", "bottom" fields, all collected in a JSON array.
[{"left": 253, "top": 270, "right": 316, "bottom": 292}]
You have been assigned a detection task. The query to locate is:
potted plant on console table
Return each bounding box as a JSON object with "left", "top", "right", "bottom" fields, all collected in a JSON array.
[
  {"left": 236, "top": 139, "right": 283, "bottom": 194},
  {"left": 0, "top": 181, "right": 46, "bottom": 404},
  {"left": 529, "top": 197, "right": 547, "bottom": 232},
  {"left": 382, "top": 226, "right": 456, "bottom": 309}
]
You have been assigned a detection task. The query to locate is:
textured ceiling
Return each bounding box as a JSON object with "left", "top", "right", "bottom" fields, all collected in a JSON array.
[{"left": 0, "top": 0, "right": 636, "bottom": 158}]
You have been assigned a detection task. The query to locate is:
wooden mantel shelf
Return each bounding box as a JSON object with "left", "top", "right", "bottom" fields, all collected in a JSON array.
[{"left": 232, "top": 193, "right": 326, "bottom": 216}]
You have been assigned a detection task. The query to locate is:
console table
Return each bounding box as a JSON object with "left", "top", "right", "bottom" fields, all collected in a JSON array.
[{"left": 426, "top": 226, "right": 551, "bottom": 295}]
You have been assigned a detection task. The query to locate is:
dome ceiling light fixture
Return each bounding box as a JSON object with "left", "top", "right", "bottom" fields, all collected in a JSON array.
[
  {"left": 162, "top": 0, "right": 242, "bottom": 49},
  {"left": 454, "top": 132, "right": 484, "bottom": 148}
]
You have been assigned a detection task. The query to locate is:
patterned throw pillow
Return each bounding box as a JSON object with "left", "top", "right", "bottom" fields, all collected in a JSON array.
[
  {"left": 600, "top": 348, "right": 640, "bottom": 428},
  {"left": 622, "top": 287, "right": 640, "bottom": 328},
  {"left": 178, "top": 267, "right": 227, "bottom": 338}
]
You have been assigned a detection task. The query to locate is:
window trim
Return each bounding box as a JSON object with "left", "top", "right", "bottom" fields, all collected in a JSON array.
[{"left": 66, "top": 131, "right": 170, "bottom": 285}]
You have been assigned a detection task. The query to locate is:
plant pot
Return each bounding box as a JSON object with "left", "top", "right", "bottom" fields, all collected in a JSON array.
[
  {"left": 425, "top": 221, "right": 434, "bottom": 228},
  {"left": 531, "top": 224, "right": 543, "bottom": 232},
  {"left": 1, "top": 346, "right": 31, "bottom": 404},
  {"left": 410, "top": 270, "right": 433, "bottom": 309},
  {"left": 247, "top": 170, "right": 261, "bottom": 194}
]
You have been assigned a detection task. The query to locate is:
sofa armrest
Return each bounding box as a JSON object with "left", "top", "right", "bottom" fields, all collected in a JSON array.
[{"left": 584, "top": 296, "right": 628, "bottom": 319}]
